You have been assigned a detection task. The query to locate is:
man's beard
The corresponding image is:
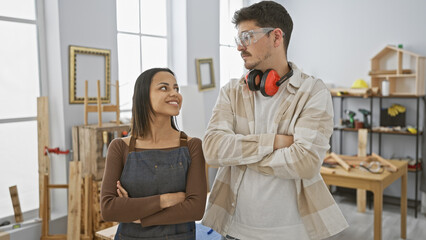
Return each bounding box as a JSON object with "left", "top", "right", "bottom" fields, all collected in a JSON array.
[{"left": 243, "top": 51, "right": 272, "bottom": 70}]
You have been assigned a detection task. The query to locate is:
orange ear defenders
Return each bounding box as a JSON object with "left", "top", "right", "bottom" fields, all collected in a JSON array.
[{"left": 245, "top": 66, "right": 293, "bottom": 97}]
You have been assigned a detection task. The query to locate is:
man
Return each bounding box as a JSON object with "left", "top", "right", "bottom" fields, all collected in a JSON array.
[{"left": 201, "top": 1, "right": 348, "bottom": 239}]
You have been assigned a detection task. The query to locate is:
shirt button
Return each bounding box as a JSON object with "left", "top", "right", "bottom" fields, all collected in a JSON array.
[{"left": 231, "top": 203, "right": 235, "bottom": 207}]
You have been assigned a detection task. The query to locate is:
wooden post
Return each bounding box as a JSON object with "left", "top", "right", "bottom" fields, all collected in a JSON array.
[
  {"left": 37, "top": 97, "right": 50, "bottom": 218},
  {"left": 115, "top": 80, "right": 120, "bottom": 125},
  {"left": 67, "top": 161, "right": 82, "bottom": 240},
  {"left": 97, "top": 80, "right": 102, "bottom": 127},
  {"left": 357, "top": 129, "right": 368, "bottom": 212},
  {"left": 41, "top": 174, "right": 49, "bottom": 237},
  {"left": 9, "top": 186, "right": 23, "bottom": 223},
  {"left": 84, "top": 80, "right": 89, "bottom": 125}
]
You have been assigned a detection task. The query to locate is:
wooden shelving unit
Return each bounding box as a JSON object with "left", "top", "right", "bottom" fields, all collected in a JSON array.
[{"left": 331, "top": 94, "right": 425, "bottom": 217}]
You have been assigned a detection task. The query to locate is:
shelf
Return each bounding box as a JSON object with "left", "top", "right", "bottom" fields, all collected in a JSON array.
[
  {"left": 371, "top": 74, "right": 417, "bottom": 78},
  {"left": 333, "top": 127, "right": 423, "bottom": 136},
  {"left": 331, "top": 94, "right": 425, "bottom": 99}
]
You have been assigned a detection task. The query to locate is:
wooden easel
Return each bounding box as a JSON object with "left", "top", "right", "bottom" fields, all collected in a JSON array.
[
  {"left": 41, "top": 174, "right": 68, "bottom": 240},
  {"left": 84, "top": 80, "right": 120, "bottom": 127}
]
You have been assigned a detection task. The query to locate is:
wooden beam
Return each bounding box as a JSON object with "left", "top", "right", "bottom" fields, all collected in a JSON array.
[
  {"left": 97, "top": 80, "right": 102, "bottom": 127},
  {"left": 357, "top": 129, "right": 368, "bottom": 213},
  {"left": 320, "top": 166, "right": 335, "bottom": 174},
  {"left": 330, "top": 152, "right": 351, "bottom": 172},
  {"left": 67, "top": 161, "right": 82, "bottom": 240},
  {"left": 372, "top": 153, "right": 398, "bottom": 172},
  {"left": 37, "top": 97, "right": 50, "bottom": 218},
  {"left": 9, "top": 186, "right": 23, "bottom": 223}
]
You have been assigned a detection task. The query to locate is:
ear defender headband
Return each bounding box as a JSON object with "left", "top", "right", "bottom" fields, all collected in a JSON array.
[{"left": 244, "top": 65, "right": 293, "bottom": 97}]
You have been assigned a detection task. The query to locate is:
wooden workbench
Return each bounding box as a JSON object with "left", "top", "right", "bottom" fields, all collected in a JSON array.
[{"left": 321, "top": 160, "right": 407, "bottom": 240}]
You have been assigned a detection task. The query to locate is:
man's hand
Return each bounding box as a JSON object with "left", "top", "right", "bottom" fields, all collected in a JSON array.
[{"left": 273, "top": 134, "right": 294, "bottom": 150}]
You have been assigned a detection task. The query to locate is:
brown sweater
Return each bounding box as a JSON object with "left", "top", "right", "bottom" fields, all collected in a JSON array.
[{"left": 100, "top": 137, "right": 207, "bottom": 227}]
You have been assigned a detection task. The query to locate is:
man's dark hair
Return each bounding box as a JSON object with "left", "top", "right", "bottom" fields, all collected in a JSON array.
[
  {"left": 232, "top": 1, "right": 293, "bottom": 54},
  {"left": 130, "top": 68, "right": 179, "bottom": 138}
]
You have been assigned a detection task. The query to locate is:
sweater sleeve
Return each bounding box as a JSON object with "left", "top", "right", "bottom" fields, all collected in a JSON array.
[
  {"left": 140, "top": 138, "right": 207, "bottom": 226},
  {"left": 247, "top": 87, "right": 334, "bottom": 179},
  {"left": 100, "top": 139, "right": 163, "bottom": 222},
  {"left": 202, "top": 82, "right": 275, "bottom": 167}
]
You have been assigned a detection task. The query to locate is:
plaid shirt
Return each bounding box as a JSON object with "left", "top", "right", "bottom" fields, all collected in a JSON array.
[{"left": 201, "top": 63, "right": 348, "bottom": 240}]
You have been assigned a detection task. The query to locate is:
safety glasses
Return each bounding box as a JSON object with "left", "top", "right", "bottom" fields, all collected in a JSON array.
[{"left": 234, "top": 27, "right": 276, "bottom": 47}]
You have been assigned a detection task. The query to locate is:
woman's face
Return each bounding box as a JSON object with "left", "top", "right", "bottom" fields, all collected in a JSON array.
[{"left": 149, "top": 71, "right": 182, "bottom": 117}]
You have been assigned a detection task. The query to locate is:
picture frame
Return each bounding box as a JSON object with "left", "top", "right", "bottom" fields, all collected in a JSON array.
[
  {"left": 195, "top": 58, "right": 215, "bottom": 91},
  {"left": 69, "top": 45, "right": 111, "bottom": 104}
]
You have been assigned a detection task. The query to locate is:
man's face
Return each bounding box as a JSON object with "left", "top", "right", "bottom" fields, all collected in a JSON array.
[{"left": 236, "top": 20, "right": 274, "bottom": 70}]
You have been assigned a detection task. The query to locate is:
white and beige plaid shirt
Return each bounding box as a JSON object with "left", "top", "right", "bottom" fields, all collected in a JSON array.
[{"left": 201, "top": 63, "right": 348, "bottom": 240}]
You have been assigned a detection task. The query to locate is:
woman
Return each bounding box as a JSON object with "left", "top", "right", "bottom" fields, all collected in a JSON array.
[{"left": 101, "top": 68, "right": 207, "bottom": 240}]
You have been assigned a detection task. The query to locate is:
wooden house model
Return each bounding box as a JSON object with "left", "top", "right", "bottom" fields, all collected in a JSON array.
[{"left": 369, "top": 45, "right": 425, "bottom": 96}]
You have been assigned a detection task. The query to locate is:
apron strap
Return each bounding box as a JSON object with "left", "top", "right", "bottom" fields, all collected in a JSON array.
[
  {"left": 129, "top": 136, "right": 137, "bottom": 152},
  {"left": 179, "top": 131, "right": 188, "bottom": 147}
]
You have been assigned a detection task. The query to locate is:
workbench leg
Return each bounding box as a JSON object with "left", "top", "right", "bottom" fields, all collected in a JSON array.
[
  {"left": 357, "top": 189, "right": 366, "bottom": 212},
  {"left": 373, "top": 187, "right": 383, "bottom": 240},
  {"left": 401, "top": 173, "right": 407, "bottom": 239}
]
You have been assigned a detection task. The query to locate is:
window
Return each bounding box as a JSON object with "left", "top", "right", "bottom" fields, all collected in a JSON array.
[
  {"left": 116, "top": 0, "right": 169, "bottom": 114},
  {"left": 219, "top": 0, "right": 244, "bottom": 87},
  {"left": 0, "top": 0, "right": 40, "bottom": 219}
]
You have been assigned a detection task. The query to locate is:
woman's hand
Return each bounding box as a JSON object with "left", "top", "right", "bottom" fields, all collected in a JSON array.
[
  {"left": 117, "top": 181, "right": 128, "bottom": 198},
  {"left": 160, "top": 192, "right": 185, "bottom": 209},
  {"left": 116, "top": 181, "right": 141, "bottom": 223}
]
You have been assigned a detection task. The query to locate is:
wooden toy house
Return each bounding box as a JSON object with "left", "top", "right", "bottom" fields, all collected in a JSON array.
[{"left": 369, "top": 45, "right": 425, "bottom": 96}]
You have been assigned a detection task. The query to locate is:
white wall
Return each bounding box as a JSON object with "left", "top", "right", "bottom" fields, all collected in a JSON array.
[{"left": 276, "top": 0, "right": 426, "bottom": 199}]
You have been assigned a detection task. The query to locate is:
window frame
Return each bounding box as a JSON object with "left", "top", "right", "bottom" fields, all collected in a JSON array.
[
  {"left": 0, "top": 0, "right": 44, "bottom": 220},
  {"left": 116, "top": 0, "right": 172, "bottom": 113}
]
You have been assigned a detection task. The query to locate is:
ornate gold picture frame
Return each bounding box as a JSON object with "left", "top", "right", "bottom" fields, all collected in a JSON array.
[
  {"left": 196, "top": 58, "right": 215, "bottom": 91},
  {"left": 69, "top": 46, "right": 111, "bottom": 104}
]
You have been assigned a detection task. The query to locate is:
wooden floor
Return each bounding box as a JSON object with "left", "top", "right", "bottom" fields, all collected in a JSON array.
[{"left": 326, "top": 193, "right": 426, "bottom": 240}]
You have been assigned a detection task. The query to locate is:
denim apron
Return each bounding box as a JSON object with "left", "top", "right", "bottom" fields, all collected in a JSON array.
[{"left": 115, "top": 132, "right": 195, "bottom": 240}]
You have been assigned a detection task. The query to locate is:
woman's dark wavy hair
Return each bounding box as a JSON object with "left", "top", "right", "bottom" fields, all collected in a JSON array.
[
  {"left": 130, "top": 68, "right": 179, "bottom": 138},
  {"left": 232, "top": 1, "right": 293, "bottom": 55}
]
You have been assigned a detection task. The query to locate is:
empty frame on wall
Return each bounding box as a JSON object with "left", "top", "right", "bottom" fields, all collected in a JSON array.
[{"left": 69, "top": 46, "right": 111, "bottom": 104}]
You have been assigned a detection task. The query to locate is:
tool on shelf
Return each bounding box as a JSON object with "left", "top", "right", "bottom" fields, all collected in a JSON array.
[
  {"left": 358, "top": 108, "right": 371, "bottom": 128},
  {"left": 102, "top": 131, "right": 108, "bottom": 158},
  {"left": 344, "top": 109, "right": 356, "bottom": 128}
]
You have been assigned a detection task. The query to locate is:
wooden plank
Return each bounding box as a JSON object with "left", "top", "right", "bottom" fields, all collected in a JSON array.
[
  {"left": 397, "top": 50, "right": 403, "bottom": 74},
  {"left": 37, "top": 96, "right": 50, "bottom": 218},
  {"left": 357, "top": 128, "right": 368, "bottom": 212},
  {"left": 97, "top": 80, "right": 102, "bottom": 127},
  {"left": 9, "top": 186, "right": 23, "bottom": 223},
  {"left": 358, "top": 129, "right": 368, "bottom": 157},
  {"left": 84, "top": 80, "right": 89, "bottom": 125},
  {"left": 0, "top": 231, "right": 10, "bottom": 240},
  {"left": 41, "top": 235, "right": 66, "bottom": 240},
  {"left": 372, "top": 153, "right": 398, "bottom": 172},
  {"left": 116, "top": 80, "right": 120, "bottom": 125},
  {"left": 67, "top": 161, "right": 82, "bottom": 240},
  {"left": 369, "top": 69, "right": 412, "bottom": 75},
  {"left": 330, "top": 152, "right": 351, "bottom": 171},
  {"left": 71, "top": 126, "right": 80, "bottom": 162},
  {"left": 95, "top": 225, "right": 118, "bottom": 240},
  {"left": 42, "top": 174, "right": 49, "bottom": 237},
  {"left": 320, "top": 166, "right": 335, "bottom": 174},
  {"left": 86, "top": 105, "right": 98, "bottom": 112}
]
